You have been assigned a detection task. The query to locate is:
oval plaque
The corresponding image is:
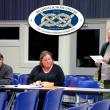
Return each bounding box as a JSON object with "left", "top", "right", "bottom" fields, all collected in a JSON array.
[{"left": 28, "top": 5, "right": 84, "bottom": 35}]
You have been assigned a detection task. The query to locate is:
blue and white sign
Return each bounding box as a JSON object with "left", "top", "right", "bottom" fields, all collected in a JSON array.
[{"left": 28, "top": 5, "right": 84, "bottom": 35}]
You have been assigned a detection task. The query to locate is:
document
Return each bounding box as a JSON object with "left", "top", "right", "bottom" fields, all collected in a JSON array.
[
  {"left": 90, "top": 55, "right": 104, "bottom": 63},
  {"left": 15, "top": 84, "right": 43, "bottom": 88}
]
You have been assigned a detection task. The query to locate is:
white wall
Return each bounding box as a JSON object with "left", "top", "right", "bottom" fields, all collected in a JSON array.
[{"left": 0, "top": 19, "right": 109, "bottom": 75}]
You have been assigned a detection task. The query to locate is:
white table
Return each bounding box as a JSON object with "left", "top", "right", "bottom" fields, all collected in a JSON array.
[{"left": 1, "top": 85, "right": 110, "bottom": 110}]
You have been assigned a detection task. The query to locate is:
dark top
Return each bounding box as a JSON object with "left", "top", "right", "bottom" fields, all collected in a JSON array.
[
  {"left": 100, "top": 42, "right": 110, "bottom": 64},
  {"left": 98, "top": 42, "right": 110, "bottom": 81},
  {"left": 0, "top": 64, "right": 13, "bottom": 85},
  {"left": 27, "top": 64, "right": 64, "bottom": 86}
]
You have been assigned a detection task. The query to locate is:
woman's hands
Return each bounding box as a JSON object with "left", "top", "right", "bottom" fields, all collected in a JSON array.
[
  {"left": 32, "top": 80, "right": 54, "bottom": 87},
  {"left": 32, "top": 80, "right": 42, "bottom": 86},
  {"left": 41, "top": 81, "right": 54, "bottom": 87}
]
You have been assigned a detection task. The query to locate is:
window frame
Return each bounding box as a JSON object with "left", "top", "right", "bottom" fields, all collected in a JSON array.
[
  {"left": 0, "top": 22, "right": 20, "bottom": 46},
  {"left": 21, "top": 24, "right": 59, "bottom": 67}
]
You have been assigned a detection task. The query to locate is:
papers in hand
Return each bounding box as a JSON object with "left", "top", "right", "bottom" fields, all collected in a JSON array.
[{"left": 90, "top": 55, "right": 104, "bottom": 63}]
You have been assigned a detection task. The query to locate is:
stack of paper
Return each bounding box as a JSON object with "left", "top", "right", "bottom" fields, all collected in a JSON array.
[{"left": 90, "top": 55, "right": 103, "bottom": 63}]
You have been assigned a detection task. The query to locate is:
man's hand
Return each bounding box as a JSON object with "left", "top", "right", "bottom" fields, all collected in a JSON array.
[
  {"left": 103, "top": 57, "right": 109, "bottom": 64},
  {"left": 95, "top": 61, "right": 100, "bottom": 67}
]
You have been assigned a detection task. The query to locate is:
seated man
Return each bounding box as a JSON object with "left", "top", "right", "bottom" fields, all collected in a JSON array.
[{"left": 0, "top": 53, "right": 13, "bottom": 85}]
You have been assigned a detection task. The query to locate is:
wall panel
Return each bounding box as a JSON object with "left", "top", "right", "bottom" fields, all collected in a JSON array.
[
  {"left": 64, "top": 0, "right": 110, "bottom": 18},
  {"left": 0, "top": 0, "right": 59, "bottom": 20}
]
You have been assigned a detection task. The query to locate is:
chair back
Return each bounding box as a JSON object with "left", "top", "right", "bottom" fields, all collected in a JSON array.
[
  {"left": 66, "top": 103, "right": 88, "bottom": 110},
  {"left": 42, "top": 88, "right": 64, "bottom": 110},
  {"left": 65, "top": 76, "right": 79, "bottom": 87},
  {"left": 13, "top": 90, "right": 39, "bottom": 110},
  {"left": 19, "top": 74, "right": 29, "bottom": 85},
  {"left": 0, "top": 92, "right": 8, "bottom": 110},
  {"left": 77, "top": 80, "right": 100, "bottom": 99},
  {"left": 12, "top": 78, "right": 19, "bottom": 85},
  {"left": 90, "top": 99, "right": 110, "bottom": 110},
  {"left": 13, "top": 74, "right": 19, "bottom": 80}
]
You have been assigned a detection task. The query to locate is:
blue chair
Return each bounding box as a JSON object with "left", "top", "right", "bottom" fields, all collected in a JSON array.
[
  {"left": 13, "top": 74, "right": 19, "bottom": 80},
  {"left": 0, "top": 92, "right": 8, "bottom": 110},
  {"left": 66, "top": 103, "right": 88, "bottom": 110},
  {"left": 64, "top": 75, "right": 80, "bottom": 88},
  {"left": 64, "top": 75, "right": 74, "bottom": 87},
  {"left": 42, "top": 88, "right": 64, "bottom": 110},
  {"left": 85, "top": 75, "right": 93, "bottom": 80},
  {"left": 12, "top": 78, "right": 19, "bottom": 85},
  {"left": 19, "top": 74, "right": 29, "bottom": 85},
  {"left": 13, "top": 90, "right": 39, "bottom": 110},
  {"left": 75, "top": 75, "right": 93, "bottom": 80},
  {"left": 90, "top": 99, "right": 110, "bottom": 110},
  {"left": 77, "top": 80, "right": 101, "bottom": 102},
  {"left": 63, "top": 75, "right": 81, "bottom": 108},
  {"left": 12, "top": 74, "right": 19, "bottom": 85}
]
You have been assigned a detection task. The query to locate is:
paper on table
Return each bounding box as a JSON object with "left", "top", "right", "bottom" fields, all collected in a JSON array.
[
  {"left": 16, "top": 84, "right": 43, "bottom": 88},
  {"left": 90, "top": 55, "right": 104, "bottom": 63}
]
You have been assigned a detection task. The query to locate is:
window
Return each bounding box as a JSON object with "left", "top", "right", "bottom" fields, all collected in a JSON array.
[
  {"left": 28, "top": 27, "right": 59, "bottom": 61},
  {"left": 76, "top": 29, "right": 99, "bottom": 67},
  {"left": 0, "top": 27, "right": 19, "bottom": 40}
]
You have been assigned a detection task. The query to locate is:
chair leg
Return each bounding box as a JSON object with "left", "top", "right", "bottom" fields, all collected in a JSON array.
[
  {"left": 75, "top": 94, "right": 80, "bottom": 104},
  {"left": 6, "top": 92, "right": 16, "bottom": 110}
]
